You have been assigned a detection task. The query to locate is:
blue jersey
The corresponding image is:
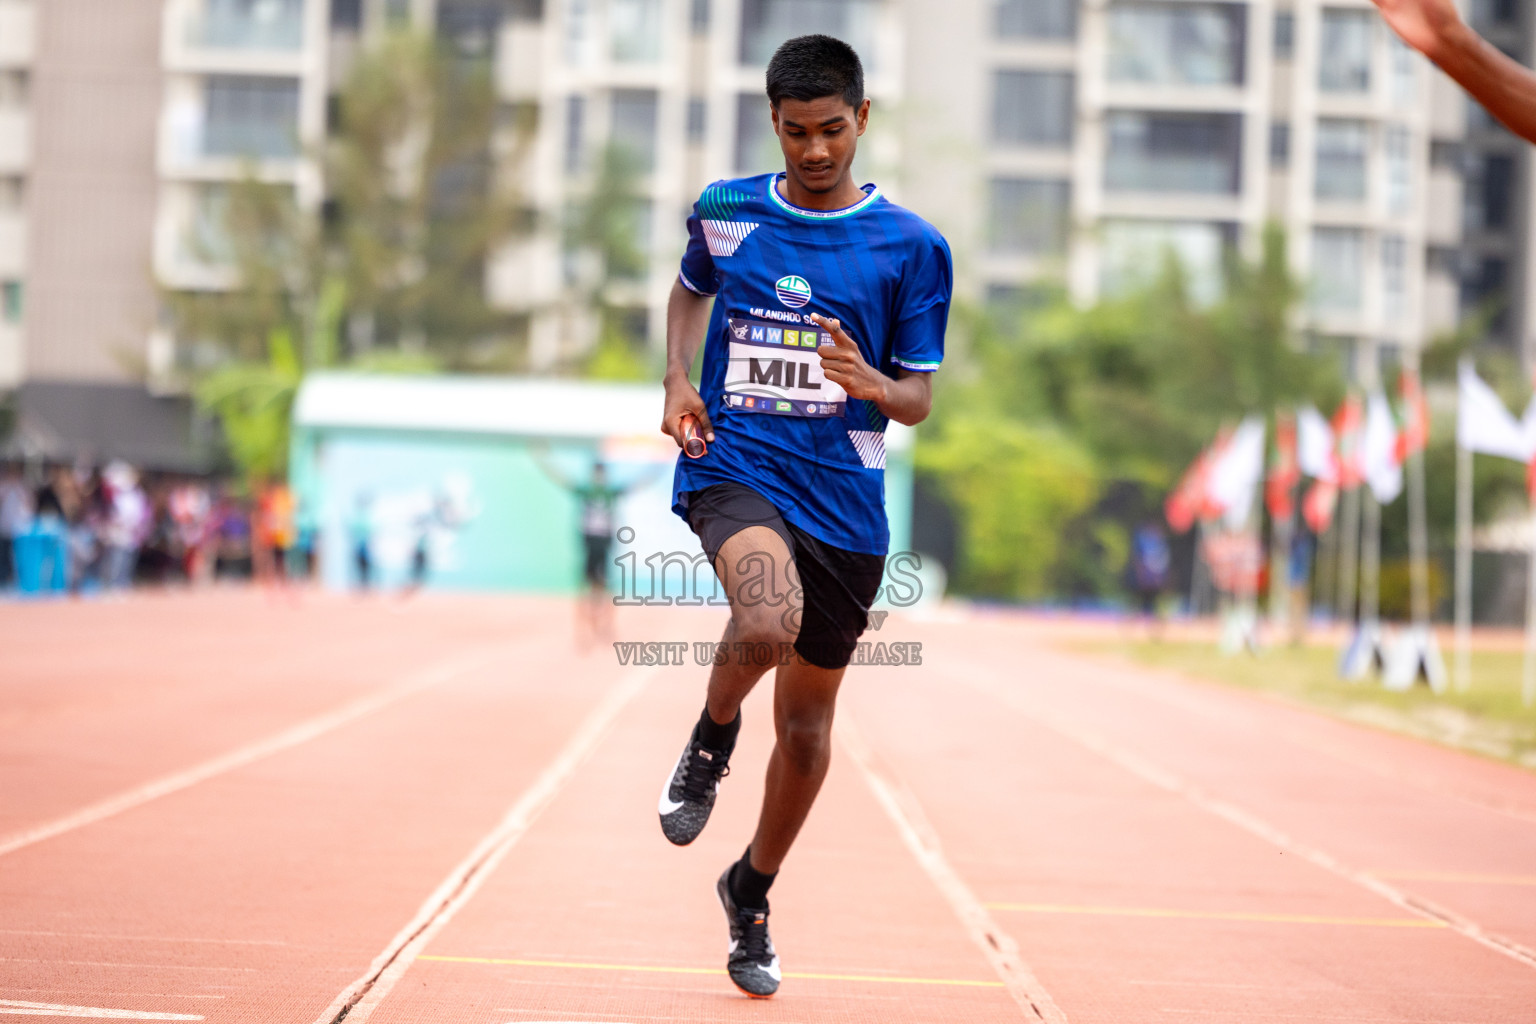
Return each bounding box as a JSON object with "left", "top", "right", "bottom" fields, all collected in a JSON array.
[{"left": 672, "top": 173, "right": 952, "bottom": 556}]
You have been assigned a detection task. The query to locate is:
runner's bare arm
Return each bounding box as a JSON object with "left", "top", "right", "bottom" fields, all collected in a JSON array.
[
  {"left": 810, "top": 313, "right": 934, "bottom": 427},
  {"left": 1373, "top": 0, "right": 1536, "bottom": 143},
  {"left": 663, "top": 278, "right": 715, "bottom": 445}
]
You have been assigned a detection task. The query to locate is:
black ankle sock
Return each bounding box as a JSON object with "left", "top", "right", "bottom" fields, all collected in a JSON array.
[
  {"left": 729, "top": 847, "right": 776, "bottom": 910},
  {"left": 694, "top": 706, "right": 741, "bottom": 752}
]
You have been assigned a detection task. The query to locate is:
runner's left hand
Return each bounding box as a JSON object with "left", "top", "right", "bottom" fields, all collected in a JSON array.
[{"left": 811, "top": 314, "right": 888, "bottom": 403}]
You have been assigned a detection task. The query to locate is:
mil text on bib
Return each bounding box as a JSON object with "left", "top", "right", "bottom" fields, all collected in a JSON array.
[{"left": 721, "top": 317, "right": 847, "bottom": 418}]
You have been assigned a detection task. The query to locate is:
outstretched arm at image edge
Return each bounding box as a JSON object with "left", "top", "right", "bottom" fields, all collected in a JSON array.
[{"left": 1374, "top": 0, "right": 1536, "bottom": 144}]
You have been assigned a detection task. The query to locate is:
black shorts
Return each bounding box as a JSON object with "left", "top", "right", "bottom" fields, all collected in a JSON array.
[
  {"left": 683, "top": 482, "right": 885, "bottom": 670},
  {"left": 583, "top": 535, "right": 610, "bottom": 586}
]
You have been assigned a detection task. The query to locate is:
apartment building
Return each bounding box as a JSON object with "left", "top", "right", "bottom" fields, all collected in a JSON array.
[
  {"left": 902, "top": 0, "right": 1468, "bottom": 381},
  {"left": 1459, "top": 0, "right": 1536, "bottom": 358},
  {"left": 0, "top": 0, "right": 33, "bottom": 389},
  {"left": 0, "top": 0, "right": 1519, "bottom": 456}
]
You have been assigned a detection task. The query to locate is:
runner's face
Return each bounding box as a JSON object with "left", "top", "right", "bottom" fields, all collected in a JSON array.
[{"left": 772, "top": 96, "right": 870, "bottom": 195}]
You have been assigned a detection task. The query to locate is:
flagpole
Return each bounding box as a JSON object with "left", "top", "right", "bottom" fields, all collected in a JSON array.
[
  {"left": 1405, "top": 360, "right": 1431, "bottom": 631},
  {"left": 1407, "top": 447, "right": 1430, "bottom": 627},
  {"left": 1336, "top": 483, "right": 1362, "bottom": 626},
  {"left": 1526, "top": 505, "right": 1536, "bottom": 707},
  {"left": 1455, "top": 437, "right": 1472, "bottom": 691},
  {"left": 1361, "top": 489, "right": 1381, "bottom": 630}
]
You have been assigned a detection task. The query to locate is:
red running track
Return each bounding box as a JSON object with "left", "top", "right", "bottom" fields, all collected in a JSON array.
[{"left": 1, "top": 591, "right": 1533, "bottom": 1023}]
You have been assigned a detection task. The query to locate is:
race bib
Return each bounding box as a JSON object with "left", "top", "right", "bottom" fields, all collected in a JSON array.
[{"left": 721, "top": 318, "right": 846, "bottom": 418}]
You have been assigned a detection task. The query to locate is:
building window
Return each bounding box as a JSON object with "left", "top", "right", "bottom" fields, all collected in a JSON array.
[
  {"left": 1273, "top": 11, "right": 1294, "bottom": 59},
  {"left": 0, "top": 176, "right": 23, "bottom": 211},
  {"left": 1100, "top": 220, "right": 1233, "bottom": 304},
  {"left": 437, "top": 0, "right": 505, "bottom": 61},
  {"left": 738, "top": 0, "right": 879, "bottom": 67},
  {"left": 203, "top": 75, "right": 301, "bottom": 159},
  {"left": 0, "top": 69, "right": 29, "bottom": 106},
  {"left": 1461, "top": 257, "right": 1509, "bottom": 333},
  {"left": 565, "top": 95, "right": 585, "bottom": 173},
  {"left": 987, "top": 179, "right": 1071, "bottom": 256},
  {"left": 691, "top": 0, "right": 710, "bottom": 32},
  {"left": 0, "top": 280, "right": 20, "bottom": 325},
  {"left": 198, "top": 0, "right": 305, "bottom": 50},
  {"left": 1383, "top": 125, "right": 1412, "bottom": 215},
  {"left": 687, "top": 98, "right": 707, "bottom": 143},
  {"left": 1311, "top": 227, "right": 1365, "bottom": 313},
  {"left": 1388, "top": 34, "right": 1416, "bottom": 105},
  {"left": 1471, "top": 0, "right": 1519, "bottom": 30},
  {"left": 1429, "top": 139, "right": 1462, "bottom": 170},
  {"left": 1106, "top": 2, "right": 1246, "bottom": 87},
  {"left": 1314, "top": 118, "right": 1368, "bottom": 202},
  {"left": 1475, "top": 153, "right": 1515, "bottom": 230},
  {"left": 331, "top": 0, "right": 363, "bottom": 29},
  {"left": 610, "top": 0, "right": 662, "bottom": 62},
  {"left": 992, "top": 71, "right": 1074, "bottom": 147},
  {"left": 1270, "top": 122, "right": 1290, "bottom": 168},
  {"left": 735, "top": 93, "right": 777, "bottom": 173},
  {"left": 610, "top": 89, "right": 658, "bottom": 172},
  {"left": 1104, "top": 111, "right": 1242, "bottom": 194},
  {"left": 1319, "top": 8, "right": 1373, "bottom": 93},
  {"left": 1381, "top": 233, "right": 1406, "bottom": 319},
  {"left": 996, "top": 0, "right": 1076, "bottom": 40}
]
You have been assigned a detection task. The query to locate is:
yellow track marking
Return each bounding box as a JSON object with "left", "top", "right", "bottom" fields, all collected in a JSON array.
[
  {"left": 1370, "top": 870, "right": 1536, "bottom": 886},
  {"left": 985, "top": 903, "right": 1447, "bottom": 928},
  {"left": 418, "top": 954, "right": 1005, "bottom": 987}
]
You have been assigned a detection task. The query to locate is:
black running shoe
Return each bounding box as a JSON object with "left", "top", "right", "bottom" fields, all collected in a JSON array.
[
  {"left": 716, "top": 865, "right": 780, "bottom": 997},
  {"left": 657, "top": 733, "right": 731, "bottom": 845}
]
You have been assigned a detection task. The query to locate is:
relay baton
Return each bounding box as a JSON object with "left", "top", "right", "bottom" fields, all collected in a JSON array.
[{"left": 680, "top": 413, "right": 707, "bottom": 459}]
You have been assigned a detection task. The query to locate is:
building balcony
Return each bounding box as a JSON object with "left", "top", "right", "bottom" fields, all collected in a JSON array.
[
  {"left": 163, "top": 0, "right": 309, "bottom": 75},
  {"left": 0, "top": 1, "right": 36, "bottom": 68},
  {"left": 0, "top": 208, "right": 24, "bottom": 277},
  {"left": 0, "top": 108, "right": 28, "bottom": 174},
  {"left": 0, "top": 320, "right": 20, "bottom": 389}
]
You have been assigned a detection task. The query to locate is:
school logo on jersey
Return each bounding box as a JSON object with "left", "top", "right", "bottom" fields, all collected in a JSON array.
[{"left": 775, "top": 275, "right": 812, "bottom": 309}]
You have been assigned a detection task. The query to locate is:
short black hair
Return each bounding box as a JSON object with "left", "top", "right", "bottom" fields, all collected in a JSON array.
[{"left": 765, "top": 34, "right": 864, "bottom": 111}]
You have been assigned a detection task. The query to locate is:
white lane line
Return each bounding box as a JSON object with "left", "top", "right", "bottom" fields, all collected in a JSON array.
[
  {"left": 950, "top": 658, "right": 1536, "bottom": 973},
  {"left": 0, "top": 1001, "right": 202, "bottom": 1020},
  {"left": 0, "top": 649, "right": 499, "bottom": 859},
  {"left": 836, "top": 715, "right": 1069, "bottom": 1024},
  {"left": 313, "top": 665, "right": 658, "bottom": 1024}
]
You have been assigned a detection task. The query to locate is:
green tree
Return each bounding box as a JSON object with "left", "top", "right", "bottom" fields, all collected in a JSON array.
[
  {"left": 164, "top": 29, "right": 533, "bottom": 480},
  {"left": 920, "top": 224, "right": 1345, "bottom": 601},
  {"left": 566, "top": 142, "right": 657, "bottom": 381}
]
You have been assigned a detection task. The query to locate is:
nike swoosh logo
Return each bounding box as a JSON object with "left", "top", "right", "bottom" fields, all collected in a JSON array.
[
  {"left": 658, "top": 750, "right": 685, "bottom": 815},
  {"left": 759, "top": 957, "right": 781, "bottom": 982}
]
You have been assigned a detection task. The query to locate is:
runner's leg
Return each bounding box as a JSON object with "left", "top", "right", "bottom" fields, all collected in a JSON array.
[{"left": 746, "top": 657, "right": 844, "bottom": 873}]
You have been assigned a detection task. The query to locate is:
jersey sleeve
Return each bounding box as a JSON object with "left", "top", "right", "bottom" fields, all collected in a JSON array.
[
  {"left": 889, "top": 234, "right": 953, "bottom": 373},
  {"left": 678, "top": 195, "right": 720, "bottom": 297}
]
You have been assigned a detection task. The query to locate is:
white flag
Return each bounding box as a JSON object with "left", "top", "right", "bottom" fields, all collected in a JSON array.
[
  {"left": 1207, "top": 417, "right": 1266, "bottom": 529},
  {"left": 1297, "top": 405, "right": 1337, "bottom": 482},
  {"left": 1363, "top": 392, "right": 1403, "bottom": 503},
  {"left": 1458, "top": 360, "right": 1530, "bottom": 462}
]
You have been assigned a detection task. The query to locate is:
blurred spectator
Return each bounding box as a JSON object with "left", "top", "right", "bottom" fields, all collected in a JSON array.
[
  {"left": 256, "top": 479, "right": 297, "bottom": 586},
  {"left": 213, "top": 489, "right": 254, "bottom": 580},
  {"left": 1129, "top": 521, "right": 1172, "bottom": 638},
  {"left": 170, "top": 479, "right": 215, "bottom": 585},
  {"left": 349, "top": 493, "right": 374, "bottom": 592},
  {"left": 102, "top": 462, "right": 150, "bottom": 590},
  {"left": 0, "top": 463, "right": 32, "bottom": 589},
  {"left": 295, "top": 497, "right": 319, "bottom": 581}
]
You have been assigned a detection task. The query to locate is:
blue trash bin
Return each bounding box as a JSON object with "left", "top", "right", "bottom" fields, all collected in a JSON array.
[{"left": 15, "top": 520, "right": 68, "bottom": 596}]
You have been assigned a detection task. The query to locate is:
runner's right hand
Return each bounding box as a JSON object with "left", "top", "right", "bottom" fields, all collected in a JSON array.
[{"left": 661, "top": 378, "right": 714, "bottom": 447}]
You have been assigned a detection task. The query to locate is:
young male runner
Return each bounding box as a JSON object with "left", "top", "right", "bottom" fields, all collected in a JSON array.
[{"left": 655, "top": 34, "right": 952, "bottom": 998}]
